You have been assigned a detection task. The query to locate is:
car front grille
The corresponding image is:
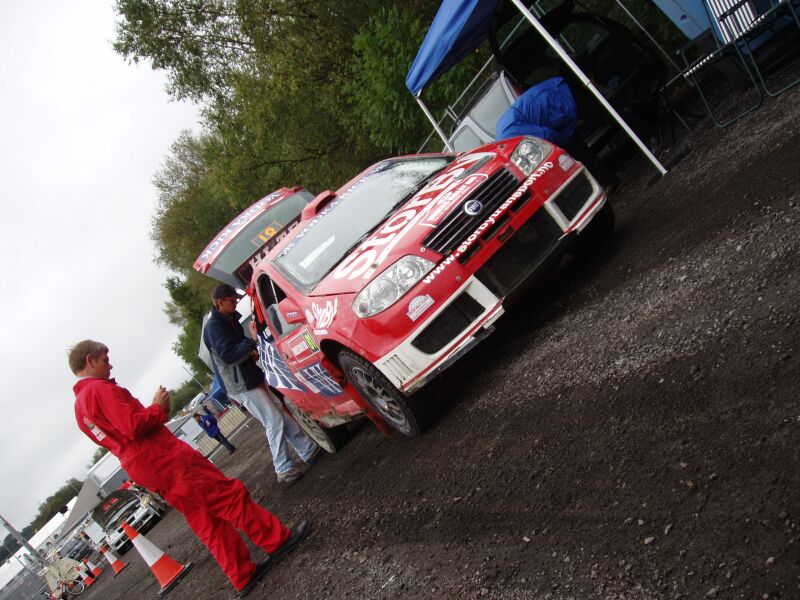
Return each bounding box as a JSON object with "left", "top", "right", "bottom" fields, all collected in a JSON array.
[
  {"left": 553, "top": 173, "right": 594, "bottom": 222},
  {"left": 423, "top": 169, "right": 521, "bottom": 255},
  {"left": 475, "top": 208, "right": 563, "bottom": 297}
]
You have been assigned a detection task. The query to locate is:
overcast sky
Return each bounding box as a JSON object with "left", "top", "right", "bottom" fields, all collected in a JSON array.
[{"left": 0, "top": 2, "right": 202, "bottom": 531}]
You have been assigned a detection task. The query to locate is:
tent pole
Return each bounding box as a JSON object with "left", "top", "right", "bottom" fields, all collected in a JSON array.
[
  {"left": 508, "top": 0, "right": 667, "bottom": 176},
  {"left": 416, "top": 96, "right": 456, "bottom": 152},
  {"left": 613, "top": 0, "right": 682, "bottom": 74}
]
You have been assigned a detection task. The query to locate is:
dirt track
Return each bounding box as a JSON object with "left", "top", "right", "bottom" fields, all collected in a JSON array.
[{"left": 81, "top": 85, "right": 800, "bottom": 600}]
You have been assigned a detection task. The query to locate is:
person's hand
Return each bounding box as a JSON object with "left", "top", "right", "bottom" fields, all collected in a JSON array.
[
  {"left": 248, "top": 319, "right": 258, "bottom": 340},
  {"left": 152, "top": 385, "right": 171, "bottom": 411}
]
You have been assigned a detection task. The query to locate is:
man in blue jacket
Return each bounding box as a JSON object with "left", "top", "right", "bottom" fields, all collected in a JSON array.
[
  {"left": 193, "top": 411, "right": 237, "bottom": 454},
  {"left": 203, "top": 284, "right": 320, "bottom": 484}
]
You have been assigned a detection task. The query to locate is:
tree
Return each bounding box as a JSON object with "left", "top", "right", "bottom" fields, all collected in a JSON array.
[
  {"left": 89, "top": 446, "right": 109, "bottom": 467},
  {"left": 344, "top": 6, "right": 490, "bottom": 154},
  {"left": 113, "top": 0, "right": 257, "bottom": 103},
  {"left": 30, "top": 479, "right": 83, "bottom": 532}
]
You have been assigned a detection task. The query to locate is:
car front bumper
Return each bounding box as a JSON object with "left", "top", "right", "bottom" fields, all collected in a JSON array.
[{"left": 375, "top": 167, "right": 606, "bottom": 393}]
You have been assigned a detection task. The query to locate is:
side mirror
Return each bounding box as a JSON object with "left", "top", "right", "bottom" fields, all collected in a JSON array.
[
  {"left": 279, "top": 298, "right": 306, "bottom": 324},
  {"left": 301, "top": 190, "right": 336, "bottom": 220}
]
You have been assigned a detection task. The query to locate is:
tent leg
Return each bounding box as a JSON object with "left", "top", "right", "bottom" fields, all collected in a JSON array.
[
  {"left": 416, "top": 97, "right": 455, "bottom": 152},
  {"left": 508, "top": 0, "right": 668, "bottom": 176},
  {"left": 613, "top": 0, "right": 682, "bottom": 75}
]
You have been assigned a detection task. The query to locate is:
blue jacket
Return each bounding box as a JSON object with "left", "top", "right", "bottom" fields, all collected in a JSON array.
[
  {"left": 196, "top": 414, "right": 220, "bottom": 437},
  {"left": 495, "top": 77, "right": 577, "bottom": 148},
  {"left": 202, "top": 308, "right": 264, "bottom": 395}
]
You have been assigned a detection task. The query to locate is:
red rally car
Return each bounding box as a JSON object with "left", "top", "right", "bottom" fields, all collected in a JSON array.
[
  {"left": 204, "top": 135, "right": 613, "bottom": 446},
  {"left": 195, "top": 137, "right": 611, "bottom": 448}
]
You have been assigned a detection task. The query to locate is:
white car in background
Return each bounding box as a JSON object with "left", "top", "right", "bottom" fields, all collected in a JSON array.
[{"left": 92, "top": 489, "right": 166, "bottom": 553}]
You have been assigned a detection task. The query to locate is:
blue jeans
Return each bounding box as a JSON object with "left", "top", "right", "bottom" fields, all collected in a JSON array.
[{"left": 232, "top": 385, "right": 318, "bottom": 474}]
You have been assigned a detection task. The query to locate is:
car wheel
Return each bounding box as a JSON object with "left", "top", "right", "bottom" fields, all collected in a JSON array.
[
  {"left": 283, "top": 398, "right": 350, "bottom": 453},
  {"left": 338, "top": 349, "right": 422, "bottom": 436},
  {"left": 575, "top": 200, "right": 614, "bottom": 252}
]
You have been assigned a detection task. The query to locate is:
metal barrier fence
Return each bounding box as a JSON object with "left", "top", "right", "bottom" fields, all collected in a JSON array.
[
  {"left": 0, "top": 566, "right": 49, "bottom": 600},
  {"left": 195, "top": 404, "right": 251, "bottom": 458}
]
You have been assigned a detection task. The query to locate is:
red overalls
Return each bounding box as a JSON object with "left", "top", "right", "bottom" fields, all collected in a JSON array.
[{"left": 74, "top": 377, "right": 290, "bottom": 591}]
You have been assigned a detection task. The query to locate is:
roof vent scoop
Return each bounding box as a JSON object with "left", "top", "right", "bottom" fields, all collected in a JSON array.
[{"left": 301, "top": 190, "right": 336, "bottom": 220}]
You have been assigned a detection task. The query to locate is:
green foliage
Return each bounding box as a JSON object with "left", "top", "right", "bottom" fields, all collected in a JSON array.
[
  {"left": 30, "top": 479, "right": 83, "bottom": 532},
  {"left": 89, "top": 447, "right": 109, "bottom": 467},
  {"left": 113, "top": 0, "right": 257, "bottom": 103},
  {"left": 165, "top": 272, "right": 215, "bottom": 372},
  {"left": 343, "top": 8, "right": 430, "bottom": 153}
]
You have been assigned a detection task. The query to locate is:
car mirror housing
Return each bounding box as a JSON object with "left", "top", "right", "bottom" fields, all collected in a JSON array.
[{"left": 280, "top": 298, "right": 306, "bottom": 324}]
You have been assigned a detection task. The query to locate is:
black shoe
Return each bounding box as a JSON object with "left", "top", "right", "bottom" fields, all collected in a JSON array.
[
  {"left": 237, "top": 558, "right": 271, "bottom": 597},
  {"left": 271, "top": 521, "right": 311, "bottom": 565}
]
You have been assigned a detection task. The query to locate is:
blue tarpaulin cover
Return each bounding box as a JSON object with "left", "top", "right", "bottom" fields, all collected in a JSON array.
[
  {"left": 495, "top": 77, "right": 576, "bottom": 147},
  {"left": 406, "top": 0, "right": 500, "bottom": 96}
]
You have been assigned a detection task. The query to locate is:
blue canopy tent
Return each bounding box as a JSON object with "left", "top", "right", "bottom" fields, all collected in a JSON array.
[
  {"left": 208, "top": 374, "right": 229, "bottom": 411},
  {"left": 405, "top": 0, "right": 667, "bottom": 175},
  {"left": 209, "top": 374, "right": 227, "bottom": 401}
]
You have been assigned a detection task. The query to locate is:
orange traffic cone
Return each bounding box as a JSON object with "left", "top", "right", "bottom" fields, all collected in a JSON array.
[
  {"left": 121, "top": 523, "right": 193, "bottom": 595},
  {"left": 79, "top": 564, "right": 96, "bottom": 588},
  {"left": 85, "top": 557, "right": 104, "bottom": 577},
  {"left": 100, "top": 543, "right": 128, "bottom": 576}
]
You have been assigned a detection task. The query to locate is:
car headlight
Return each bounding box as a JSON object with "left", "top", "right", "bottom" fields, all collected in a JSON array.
[
  {"left": 510, "top": 137, "right": 552, "bottom": 175},
  {"left": 353, "top": 255, "right": 435, "bottom": 318}
]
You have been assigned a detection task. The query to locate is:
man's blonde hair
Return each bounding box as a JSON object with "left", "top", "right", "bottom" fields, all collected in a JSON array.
[{"left": 68, "top": 340, "right": 108, "bottom": 375}]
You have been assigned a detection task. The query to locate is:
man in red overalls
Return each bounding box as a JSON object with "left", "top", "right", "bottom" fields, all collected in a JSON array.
[{"left": 69, "top": 339, "right": 310, "bottom": 597}]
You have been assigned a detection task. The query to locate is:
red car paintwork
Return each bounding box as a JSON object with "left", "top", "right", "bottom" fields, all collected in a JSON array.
[{"left": 239, "top": 137, "right": 607, "bottom": 428}]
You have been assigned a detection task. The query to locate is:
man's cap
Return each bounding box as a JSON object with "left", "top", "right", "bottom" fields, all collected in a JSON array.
[{"left": 212, "top": 283, "right": 243, "bottom": 300}]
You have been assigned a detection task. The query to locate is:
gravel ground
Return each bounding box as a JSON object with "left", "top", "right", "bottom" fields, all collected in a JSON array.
[{"left": 79, "top": 84, "right": 800, "bottom": 600}]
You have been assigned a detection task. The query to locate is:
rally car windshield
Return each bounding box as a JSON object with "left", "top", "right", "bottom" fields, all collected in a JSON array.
[{"left": 274, "top": 156, "right": 452, "bottom": 289}]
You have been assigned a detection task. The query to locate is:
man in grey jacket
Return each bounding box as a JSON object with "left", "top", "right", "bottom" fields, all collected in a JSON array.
[{"left": 203, "top": 284, "right": 320, "bottom": 484}]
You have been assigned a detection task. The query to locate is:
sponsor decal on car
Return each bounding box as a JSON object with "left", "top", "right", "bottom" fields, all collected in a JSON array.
[
  {"left": 257, "top": 332, "right": 306, "bottom": 391},
  {"left": 332, "top": 155, "right": 493, "bottom": 282},
  {"left": 420, "top": 173, "right": 487, "bottom": 227},
  {"left": 407, "top": 295, "right": 435, "bottom": 321},
  {"left": 251, "top": 221, "right": 281, "bottom": 246},
  {"left": 296, "top": 363, "right": 344, "bottom": 397},
  {"left": 198, "top": 191, "right": 283, "bottom": 262},
  {"left": 463, "top": 199, "right": 483, "bottom": 216},
  {"left": 304, "top": 298, "right": 338, "bottom": 335},
  {"left": 256, "top": 331, "right": 344, "bottom": 397},
  {"left": 288, "top": 329, "right": 321, "bottom": 362},
  {"left": 422, "top": 162, "right": 555, "bottom": 284}
]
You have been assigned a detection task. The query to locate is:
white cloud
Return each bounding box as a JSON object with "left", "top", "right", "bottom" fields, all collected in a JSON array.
[{"left": 0, "top": 1, "right": 201, "bottom": 528}]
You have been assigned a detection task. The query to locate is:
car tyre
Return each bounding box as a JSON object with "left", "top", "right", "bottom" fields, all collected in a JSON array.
[
  {"left": 283, "top": 398, "right": 350, "bottom": 453},
  {"left": 338, "top": 349, "right": 423, "bottom": 436}
]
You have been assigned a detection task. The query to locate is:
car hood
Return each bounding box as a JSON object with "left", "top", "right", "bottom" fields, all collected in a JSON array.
[{"left": 309, "top": 147, "right": 518, "bottom": 296}]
